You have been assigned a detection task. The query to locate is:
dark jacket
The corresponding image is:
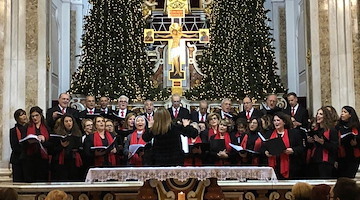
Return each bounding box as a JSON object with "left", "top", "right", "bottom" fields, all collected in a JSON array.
[{"left": 142, "top": 123, "right": 197, "bottom": 166}]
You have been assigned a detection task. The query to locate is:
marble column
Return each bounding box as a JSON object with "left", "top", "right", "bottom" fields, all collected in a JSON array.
[
  {"left": 0, "top": 0, "right": 48, "bottom": 181},
  {"left": 308, "top": 0, "right": 358, "bottom": 115},
  {"left": 351, "top": 0, "right": 360, "bottom": 113}
]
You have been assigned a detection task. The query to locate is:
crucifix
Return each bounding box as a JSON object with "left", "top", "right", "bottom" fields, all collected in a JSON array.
[
  {"left": 145, "top": 23, "right": 203, "bottom": 94},
  {"left": 143, "top": 0, "right": 209, "bottom": 95}
]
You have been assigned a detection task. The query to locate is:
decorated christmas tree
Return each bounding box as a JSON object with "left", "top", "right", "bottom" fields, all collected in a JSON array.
[
  {"left": 185, "top": 0, "right": 286, "bottom": 101},
  {"left": 69, "top": 0, "right": 169, "bottom": 101}
]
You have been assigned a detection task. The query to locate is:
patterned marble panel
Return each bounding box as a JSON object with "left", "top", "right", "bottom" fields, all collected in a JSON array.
[
  {"left": 279, "top": 7, "right": 288, "bottom": 88},
  {"left": 25, "top": 0, "right": 39, "bottom": 111},
  {"left": 0, "top": 0, "right": 5, "bottom": 160},
  {"left": 352, "top": 2, "right": 360, "bottom": 112},
  {"left": 318, "top": 0, "right": 331, "bottom": 106},
  {"left": 70, "top": 10, "right": 77, "bottom": 76}
]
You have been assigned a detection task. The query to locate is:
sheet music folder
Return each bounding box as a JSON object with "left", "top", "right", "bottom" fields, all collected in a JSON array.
[
  {"left": 263, "top": 137, "right": 286, "bottom": 156},
  {"left": 210, "top": 139, "right": 225, "bottom": 153}
]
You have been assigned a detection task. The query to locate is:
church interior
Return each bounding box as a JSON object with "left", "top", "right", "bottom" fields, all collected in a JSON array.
[{"left": 0, "top": 0, "right": 360, "bottom": 199}]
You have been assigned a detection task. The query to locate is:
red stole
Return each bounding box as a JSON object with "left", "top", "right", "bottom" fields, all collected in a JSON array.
[
  {"left": 213, "top": 132, "right": 231, "bottom": 152},
  {"left": 240, "top": 134, "right": 262, "bottom": 165},
  {"left": 93, "top": 131, "right": 116, "bottom": 166},
  {"left": 306, "top": 129, "right": 331, "bottom": 163},
  {"left": 339, "top": 128, "right": 360, "bottom": 158},
  {"left": 213, "top": 132, "right": 231, "bottom": 166},
  {"left": 268, "top": 129, "right": 290, "bottom": 178},
  {"left": 16, "top": 127, "right": 22, "bottom": 140},
  {"left": 129, "top": 130, "right": 146, "bottom": 166},
  {"left": 208, "top": 127, "right": 218, "bottom": 139},
  {"left": 184, "top": 136, "right": 203, "bottom": 166},
  {"left": 26, "top": 123, "right": 49, "bottom": 159},
  {"left": 58, "top": 135, "right": 83, "bottom": 167}
]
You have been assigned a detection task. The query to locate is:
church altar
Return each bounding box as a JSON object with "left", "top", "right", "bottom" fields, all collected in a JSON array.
[{"left": 85, "top": 166, "right": 277, "bottom": 183}]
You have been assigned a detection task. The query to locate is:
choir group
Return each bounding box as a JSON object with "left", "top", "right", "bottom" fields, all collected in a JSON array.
[{"left": 9, "top": 92, "right": 360, "bottom": 182}]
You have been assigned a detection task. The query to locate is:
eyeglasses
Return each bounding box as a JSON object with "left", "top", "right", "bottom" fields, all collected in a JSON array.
[
  {"left": 119, "top": 101, "right": 127, "bottom": 103},
  {"left": 106, "top": 125, "right": 114, "bottom": 127}
]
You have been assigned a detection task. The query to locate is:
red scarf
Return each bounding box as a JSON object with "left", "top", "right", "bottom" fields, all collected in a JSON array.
[
  {"left": 213, "top": 132, "right": 231, "bottom": 166},
  {"left": 268, "top": 129, "right": 290, "bottom": 178},
  {"left": 214, "top": 132, "right": 231, "bottom": 152},
  {"left": 339, "top": 128, "right": 360, "bottom": 158},
  {"left": 129, "top": 130, "right": 146, "bottom": 166},
  {"left": 16, "top": 127, "right": 22, "bottom": 140},
  {"left": 208, "top": 127, "right": 218, "bottom": 139},
  {"left": 93, "top": 131, "right": 116, "bottom": 166},
  {"left": 240, "top": 134, "right": 263, "bottom": 165},
  {"left": 58, "top": 135, "right": 83, "bottom": 167},
  {"left": 184, "top": 136, "right": 203, "bottom": 166},
  {"left": 26, "top": 123, "right": 49, "bottom": 159},
  {"left": 307, "top": 129, "right": 331, "bottom": 162}
]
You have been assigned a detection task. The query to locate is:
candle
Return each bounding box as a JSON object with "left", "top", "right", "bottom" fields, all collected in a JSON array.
[{"left": 178, "top": 191, "right": 185, "bottom": 200}]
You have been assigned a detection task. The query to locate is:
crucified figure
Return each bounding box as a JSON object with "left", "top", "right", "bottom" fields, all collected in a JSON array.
[{"left": 156, "top": 23, "right": 197, "bottom": 78}]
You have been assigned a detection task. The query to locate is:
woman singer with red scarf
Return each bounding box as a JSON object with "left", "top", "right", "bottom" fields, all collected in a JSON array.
[
  {"left": 22, "top": 106, "right": 50, "bottom": 182},
  {"left": 84, "top": 116, "right": 117, "bottom": 167},
  {"left": 265, "top": 112, "right": 304, "bottom": 179},
  {"left": 124, "top": 115, "right": 147, "bottom": 166}
]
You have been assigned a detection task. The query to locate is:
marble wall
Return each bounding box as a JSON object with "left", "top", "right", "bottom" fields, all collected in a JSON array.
[
  {"left": 0, "top": 0, "right": 5, "bottom": 161},
  {"left": 25, "top": 0, "right": 39, "bottom": 112},
  {"left": 352, "top": 1, "right": 360, "bottom": 113},
  {"left": 70, "top": 10, "right": 77, "bottom": 76},
  {"left": 279, "top": 7, "right": 288, "bottom": 88},
  {"left": 318, "top": 0, "right": 331, "bottom": 106}
]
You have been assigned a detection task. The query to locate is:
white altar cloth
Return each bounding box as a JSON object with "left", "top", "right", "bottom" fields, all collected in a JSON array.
[{"left": 85, "top": 166, "right": 277, "bottom": 183}]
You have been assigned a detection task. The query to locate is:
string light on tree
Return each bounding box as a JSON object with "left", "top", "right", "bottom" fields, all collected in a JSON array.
[
  {"left": 185, "top": 0, "right": 286, "bottom": 101},
  {"left": 69, "top": 0, "right": 170, "bottom": 101}
]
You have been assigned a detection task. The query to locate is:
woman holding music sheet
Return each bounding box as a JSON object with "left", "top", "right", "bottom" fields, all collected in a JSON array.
[
  {"left": 124, "top": 115, "right": 147, "bottom": 166},
  {"left": 49, "top": 114, "right": 82, "bottom": 181},
  {"left": 265, "top": 112, "right": 304, "bottom": 179},
  {"left": 142, "top": 107, "right": 197, "bottom": 166},
  {"left": 9, "top": 109, "right": 28, "bottom": 182},
  {"left": 306, "top": 107, "right": 338, "bottom": 178},
  {"left": 184, "top": 122, "right": 204, "bottom": 166},
  {"left": 336, "top": 106, "right": 360, "bottom": 178},
  {"left": 84, "top": 116, "right": 117, "bottom": 166},
  {"left": 208, "top": 119, "right": 233, "bottom": 166},
  {"left": 239, "top": 118, "right": 264, "bottom": 166},
  {"left": 22, "top": 106, "right": 50, "bottom": 182},
  {"left": 116, "top": 113, "right": 135, "bottom": 165}
]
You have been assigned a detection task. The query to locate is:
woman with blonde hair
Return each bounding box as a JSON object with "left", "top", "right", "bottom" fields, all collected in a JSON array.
[
  {"left": 142, "top": 107, "right": 197, "bottom": 166},
  {"left": 45, "top": 190, "right": 67, "bottom": 200},
  {"left": 207, "top": 112, "right": 221, "bottom": 139}
]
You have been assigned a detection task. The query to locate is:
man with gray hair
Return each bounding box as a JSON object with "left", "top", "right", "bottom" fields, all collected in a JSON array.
[
  {"left": 167, "top": 94, "right": 190, "bottom": 120},
  {"left": 217, "top": 98, "right": 236, "bottom": 121},
  {"left": 191, "top": 100, "right": 209, "bottom": 122},
  {"left": 261, "top": 94, "right": 282, "bottom": 116}
]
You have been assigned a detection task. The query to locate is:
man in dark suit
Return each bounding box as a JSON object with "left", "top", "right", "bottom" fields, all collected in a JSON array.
[
  {"left": 191, "top": 100, "right": 209, "bottom": 122},
  {"left": 238, "top": 96, "right": 262, "bottom": 122},
  {"left": 113, "top": 95, "right": 131, "bottom": 128},
  {"left": 283, "top": 92, "right": 309, "bottom": 129},
  {"left": 261, "top": 94, "right": 282, "bottom": 117},
  {"left": 142, "top": 100, "right": 154, "bottom": 119},
  {"left": 79, "top": 95, "right": 101, "bottom": 120},
  {"left": 46, "top": 93, "right": 79, "bottom": 131},
  {"left": 99, "top": 96, "right": 113, "bottom": 116},
  {"left": 167, "top": 94, "right": 190, "bottom": 120},
  {"left": 217, "top": 98, "right": 237, "bottom": 121}
]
